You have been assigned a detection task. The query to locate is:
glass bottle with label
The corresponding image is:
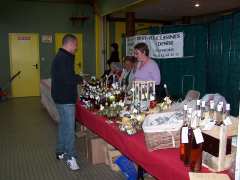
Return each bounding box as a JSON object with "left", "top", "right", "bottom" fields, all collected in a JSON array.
[
  {"left": 201, "top": 101, "right": 206, "bottom": 120},
  {"left": 190, "top": 110, "right": 203, "bottom": 172},
  {"left": 215, "top": 104, "right": 223, "bottom": 126},
  {"left": 180, "top": 104, "right": 188, "bottom": 161},
  {"left": 209, "top": 100, "right": 215, "bottom": 120},
  {"left": 181, "top": 107, "right": 193, "bottom": 165},
  {"left": 224, "top": 104, "right": 231, "bottom": 123}
]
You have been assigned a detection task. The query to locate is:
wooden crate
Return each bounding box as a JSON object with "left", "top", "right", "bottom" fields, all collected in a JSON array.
[{"left": 202, "top": 117, "right": 238, "bottom": 172}]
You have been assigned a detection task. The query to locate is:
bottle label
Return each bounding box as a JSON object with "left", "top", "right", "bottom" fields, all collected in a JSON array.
[
  {"left": 210, "top": 101, "right": 214, "bottom": 109},
  {"left": 197, "top": 100, "right": 200, "bottom": 105},
  {"left": 226, "top": 104, "right": 230, "bottom": 111},
  {"left": 181, "top": 127, "right": 189, "bottom": 143},
  {"left": 224, "top": 117, "right": 232, "bottom": 126},
  {"left": 193, "top": 128, "right": 204, "bottom": 144},
  {"left": 184, "top": 104, "right": 188, "bottom": 111}
]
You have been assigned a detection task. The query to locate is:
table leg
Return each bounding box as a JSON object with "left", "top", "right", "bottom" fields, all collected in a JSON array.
[{"left": 137, "top": 165, "right": 145, "bottom": 180}]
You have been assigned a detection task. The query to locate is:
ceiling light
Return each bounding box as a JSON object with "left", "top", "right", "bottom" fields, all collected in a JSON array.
[{"left": 195, "top": 3, "right": 200, "bottom": 7}]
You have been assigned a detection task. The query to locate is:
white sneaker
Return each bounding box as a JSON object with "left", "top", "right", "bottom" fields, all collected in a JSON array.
[{"left": 66, "top": 157, "right": 80, "bottom": 171}]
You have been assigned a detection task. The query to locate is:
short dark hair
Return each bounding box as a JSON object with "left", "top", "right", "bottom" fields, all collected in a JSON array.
[
  {"left": 124, "top": 56, "right": 137, "bottom": 64},
  {"left": 62, "top": 34, "right": 77, "bottom": 45},
  {"left": 134, "top": 42, "right": 149, "bottom": 56}
]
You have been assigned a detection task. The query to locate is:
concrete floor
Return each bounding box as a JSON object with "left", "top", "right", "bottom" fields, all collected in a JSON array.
[{"left": 0, "top": 97, "right": 124, "bottom": 180}]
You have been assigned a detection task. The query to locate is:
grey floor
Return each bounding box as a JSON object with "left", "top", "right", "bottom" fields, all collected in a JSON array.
[{"left": 0, "top": 97, "right": 124, "bottom": 180}]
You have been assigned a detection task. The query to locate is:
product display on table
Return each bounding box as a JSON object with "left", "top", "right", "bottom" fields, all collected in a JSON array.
[{"left": 77, "top": 75, "right": 237, "bottom": 178}]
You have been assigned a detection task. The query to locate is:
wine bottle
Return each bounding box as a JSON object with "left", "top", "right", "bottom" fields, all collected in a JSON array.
[
  {"left": 180, "top": 104, "right": 188, "bottom": 161},
  {"left": 224, "top": 104, "right": 231, "bottom": 124},
  {"left": 190, "top": 110, "right": 203, "bottom": 172},
  {"left": 215, "top": 104, "right": 223, "bottom": 126},
  {"left": 201, "top": 101, "right": 206, "bottom": 120},
  {"left": 181, "top": 107, "right": 193, "bottom": 165},
  {"left": 196, "top": 100, "right": 201, "bottom": 110},
  {"left": 209, "top": 100, "right": 215, "bottom": 119}
]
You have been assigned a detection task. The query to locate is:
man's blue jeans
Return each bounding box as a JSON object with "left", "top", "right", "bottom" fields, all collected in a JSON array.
[{"left": 56, "top": 104, "right": 76, "bottom": 160}]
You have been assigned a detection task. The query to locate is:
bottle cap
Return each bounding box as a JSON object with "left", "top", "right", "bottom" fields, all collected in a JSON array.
[
  {"left": 184, "top": 104, "right": 188, "bottom": 111},
  {"left": 226, "top": 104, "right": 230, "bottom": 111}
]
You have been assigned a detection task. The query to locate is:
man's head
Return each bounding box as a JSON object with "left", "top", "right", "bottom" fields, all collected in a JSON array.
[{"left": 62, "top": 34, "right": 78, "bottom": 54}]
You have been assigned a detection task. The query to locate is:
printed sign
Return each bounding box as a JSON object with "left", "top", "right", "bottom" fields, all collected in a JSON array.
[{"left": 126, "top": 32, "right": 184, "bottom": 59}]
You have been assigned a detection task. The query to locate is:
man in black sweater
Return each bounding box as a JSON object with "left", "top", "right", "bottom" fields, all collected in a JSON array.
[{"left": 51, "top": 34, "right": 80, "bottom": 170}]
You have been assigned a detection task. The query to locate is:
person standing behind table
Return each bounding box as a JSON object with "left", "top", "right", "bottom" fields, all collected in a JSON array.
[
  {"left": 107, "top": 43, "right": 120, "bottom": 67},
  {"left": 119, "top": 56, "right": 137, "bottom": 91},
  {"left": 51, "top": 34, "right": 81, "bottom": 171},
  {"left": 133, "top": 43, "right": 161, "bottom": 99},
  {"left": 103, "top": 62, "right": 122, "bottom": 85}
]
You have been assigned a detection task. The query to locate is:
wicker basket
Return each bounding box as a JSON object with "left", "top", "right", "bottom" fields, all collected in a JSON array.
[
  {"left": 144, "top": 130, "right": 180, "bottom": 151},
  {"left": 142, "top": 112, "right": 182, "bottom": 151}
]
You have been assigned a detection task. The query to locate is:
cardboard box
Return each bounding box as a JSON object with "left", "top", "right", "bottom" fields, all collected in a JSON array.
[
  {"left": 106, "top": 143, "right": 116, "bottom": 150},
  {"left": 88, "top": 137, "right": 107, "bottom": 164}
]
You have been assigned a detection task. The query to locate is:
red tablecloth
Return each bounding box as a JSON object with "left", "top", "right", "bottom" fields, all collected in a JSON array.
[{"left": 76, "top": 100, "right": 210, "bottom": 180}]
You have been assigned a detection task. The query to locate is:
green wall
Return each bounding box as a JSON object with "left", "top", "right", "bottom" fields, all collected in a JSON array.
[
  {"left": 149, "top": 25, "right": 208, "bottom": 100},
  {"left": 207, "top": 13, "right": 240, "bottom": 115},
  {"left": 0, "top": 1, "right": 96, "bottom": 85}
]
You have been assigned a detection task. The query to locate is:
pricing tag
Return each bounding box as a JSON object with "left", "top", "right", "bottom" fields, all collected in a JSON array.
[
  {"left": 181, "top": 127, "right": 189, "bottom": 143},
  {"left": 193, "top": 128, "right": 204, "bottom": 144},
  {"left": 224, "top": 117, "right": 232, "bottom": 126}
]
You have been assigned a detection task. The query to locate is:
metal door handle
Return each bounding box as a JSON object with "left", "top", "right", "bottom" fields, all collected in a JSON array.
[{"left": 32, "top": 64, "right": 38, "bottom": 69}]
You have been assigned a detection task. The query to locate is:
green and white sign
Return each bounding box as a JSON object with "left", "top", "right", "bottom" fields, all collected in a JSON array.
[{"left": 126, "top": 32, "right": 184, "bottom": 59}]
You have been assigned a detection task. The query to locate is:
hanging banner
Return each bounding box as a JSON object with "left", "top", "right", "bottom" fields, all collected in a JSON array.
[{"left": 126, "top": 32, "right": 184, "bottom": 59}]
